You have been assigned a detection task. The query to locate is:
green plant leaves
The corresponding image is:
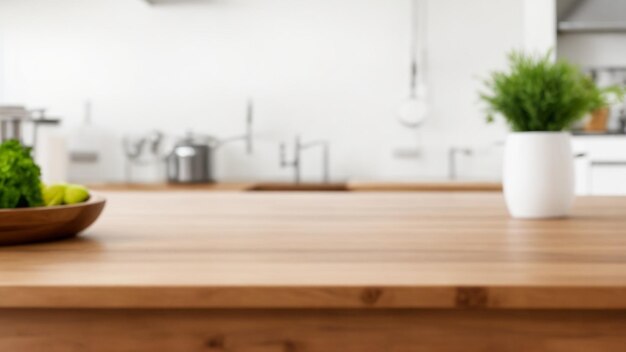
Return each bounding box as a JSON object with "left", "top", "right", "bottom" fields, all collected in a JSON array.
[
  {"left": 0, "top": 140, "right": 44, "bottom": 208},
  {"left": 480, "top": 51, "right": 624, "bottom": 132}
]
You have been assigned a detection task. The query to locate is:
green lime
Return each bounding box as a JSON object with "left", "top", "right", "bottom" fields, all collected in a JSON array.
[
  {"left": 43, "top": 184, "right": 67, "bottom": 206},
  {"left": 64, "top": 184, "right": 90, "bottom": 205}
]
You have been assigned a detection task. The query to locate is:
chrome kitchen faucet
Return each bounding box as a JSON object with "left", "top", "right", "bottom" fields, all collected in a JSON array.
[
  {"left": 279, "top": 135, "right": 330, "bottom": 184},
  {"left": 448, "top": 146, "right": 473, "bottom": 180},
  {"left": 216, "top": 99, "right": 254, "bottom": 154}
]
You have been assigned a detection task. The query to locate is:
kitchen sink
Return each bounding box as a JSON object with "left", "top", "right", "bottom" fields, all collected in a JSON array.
[{"left": 248, "top": 183, "right": 347, "bottom": 192}]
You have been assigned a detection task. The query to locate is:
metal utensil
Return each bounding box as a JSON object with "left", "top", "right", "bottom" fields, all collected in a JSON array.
[{"left": 396, "top": 0, "right": 429, "bottom": 128}]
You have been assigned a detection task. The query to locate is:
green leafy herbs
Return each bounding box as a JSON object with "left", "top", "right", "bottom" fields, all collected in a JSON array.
[
  {"left": 481, "top": 51, "right": 624, "bottom": 132},
  {"left": 0, "top": 140, "right": 44, "bottom": 209}
]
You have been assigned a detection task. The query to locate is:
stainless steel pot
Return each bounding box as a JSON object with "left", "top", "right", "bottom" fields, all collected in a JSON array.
[
  {"left": 0, "top": 106, "right": 60, "bottom": 152},
  {"left": 166, "top": 134, "right": 215, "bottom": 183},
  {"left": 165, "top": 102, "right": 255, "bottom": 184}
]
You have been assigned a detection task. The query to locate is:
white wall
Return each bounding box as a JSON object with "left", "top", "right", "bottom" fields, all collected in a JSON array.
[
  {"left": 524, "top": 0, "right": 556, "bottom": 54},
  {"left": 0, "top": 0, "right": 529, "bottom": 183},
  {"left": 0, "top": 32, "right": 4, "bottom": 102}
]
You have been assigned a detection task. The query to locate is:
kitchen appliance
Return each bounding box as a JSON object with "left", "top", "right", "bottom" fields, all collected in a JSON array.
[
  {"left": 167, "top": 133, "right": 216, "bottom": 183},
  {"left": 67, "top": 101, "right": 109, "bottom": 183},
  {"left": 557, "top": 0, "right": 626, "bottom": 33},
  {"left": 1, "top": 106, "right": 64, "bottom": 182},
  {"left": 0, "top": 106, "right": 28, "bottom": 142},
  {"left": 0, "top": 106, "right": 60, "bottom": 152},
  {"left": 165, "top": 99, "right": 255, "bottom": 184}
]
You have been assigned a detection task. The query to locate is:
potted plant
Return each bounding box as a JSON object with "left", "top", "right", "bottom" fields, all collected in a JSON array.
[{"left": 481, "top": 51, "right": 622, "bottom": 219}]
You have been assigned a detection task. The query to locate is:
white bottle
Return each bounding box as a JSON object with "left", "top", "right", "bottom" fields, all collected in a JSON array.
[
  {"left": 37, "top": 132, "right": 68, "bottom": 184},
  {"left": 67, "top": 100, "right": 107, "bottom": 183}
]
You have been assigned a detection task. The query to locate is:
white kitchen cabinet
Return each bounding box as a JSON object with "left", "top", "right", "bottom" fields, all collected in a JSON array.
[
  {"left": 572, "top": 136, "right": 626, "bottom": 195},
  {"left": 589, "top": 164, "right": 626, "bottom": 195}
]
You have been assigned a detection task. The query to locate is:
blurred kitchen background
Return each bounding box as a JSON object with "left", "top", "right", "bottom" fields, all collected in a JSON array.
[{"left": 1, "top": 0, "right": 625, "bottom": 194}]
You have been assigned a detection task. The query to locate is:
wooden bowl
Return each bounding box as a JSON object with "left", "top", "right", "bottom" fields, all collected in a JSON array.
[{"left": 0, "top": 195, "right": 106, "bottom": 246}]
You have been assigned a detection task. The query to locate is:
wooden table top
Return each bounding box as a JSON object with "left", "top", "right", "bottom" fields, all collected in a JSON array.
[
  {"left": 87, "top": 182, "right": 255, "bottom": 192},
  {"left": 1, "top": 192, "right": 625, "bottom": 309},
  {"left": 87, "top": 181, "right": 502, "bottom": 192},
  {"left": 347, "top": 181, "right": 502, "bottom": 192}
]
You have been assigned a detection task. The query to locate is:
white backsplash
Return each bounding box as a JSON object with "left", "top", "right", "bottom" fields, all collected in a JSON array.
[{"left": 0, "top": 0, "right": 554, "bottom": 183}]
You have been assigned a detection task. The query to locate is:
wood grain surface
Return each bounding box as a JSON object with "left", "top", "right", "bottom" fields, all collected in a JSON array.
[
  {"left": 347, "top": 181, "right": 502, "bottom": 192},
  {"left": 87, "top": 181, "right": 501, "bottom": 192},
  {"left": 1, "top": 309, "right": 625, "bottom": 352},
  {"left": 87, "top": 182, "right": 255, "bottom": 192},
  {"left": 1, "top": 192, "right": 625, "bottom": 309}
]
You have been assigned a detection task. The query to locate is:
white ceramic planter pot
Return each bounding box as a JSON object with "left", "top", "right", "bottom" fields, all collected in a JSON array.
[{"left": 503, "top": 132, "right": 574, "bottom": 219}]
